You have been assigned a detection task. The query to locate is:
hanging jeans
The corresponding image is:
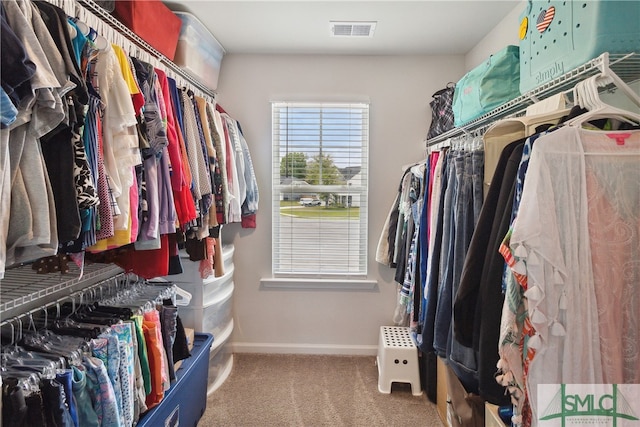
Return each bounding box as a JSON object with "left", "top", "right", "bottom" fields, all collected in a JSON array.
[
  {"left": 433, "top": 149, "right": 458, "bottom": 358},
  {"left": 448, "top": 148, "right": 484, "bottom": 394}
]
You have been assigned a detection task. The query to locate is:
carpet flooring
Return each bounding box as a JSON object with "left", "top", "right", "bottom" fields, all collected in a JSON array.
[{"left": 199, "top": 353, "right": 444, "bottom": 427}]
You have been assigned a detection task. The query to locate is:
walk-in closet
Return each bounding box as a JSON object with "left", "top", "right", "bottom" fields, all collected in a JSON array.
[{"left": 2, "top": 1, "right": 639, "bottom": 426}]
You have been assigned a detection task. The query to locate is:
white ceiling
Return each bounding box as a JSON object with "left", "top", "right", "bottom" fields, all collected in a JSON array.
[{"left": 165, "top": 0, "right": 521, "bottom": 56}]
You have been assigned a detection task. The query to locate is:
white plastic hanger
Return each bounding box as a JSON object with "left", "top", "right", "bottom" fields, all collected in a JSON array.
[
  {"left": 566, "top": 73, "right": 640, "bottom": 128},
  {"left": 174, "top": 286, "right": 192, "bottom": 307},
  {"left": 602, "top": 64, "right": 640, "bottom": 108}
]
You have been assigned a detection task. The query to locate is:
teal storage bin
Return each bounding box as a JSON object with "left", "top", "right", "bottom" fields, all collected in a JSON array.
[
  {"left": 519, "top": 0, "right": 640, "bottom": 93},
  {"left": 452, "top": 45, "right": 521, "bottom": 127}
]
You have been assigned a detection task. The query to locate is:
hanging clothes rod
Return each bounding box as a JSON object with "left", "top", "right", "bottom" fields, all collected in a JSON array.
[
  {"left": 426, "top": 123, "right": 491, "bottom": 152},
  {"left": 425, "top": 52, "right": 640, "bottom": 147}
]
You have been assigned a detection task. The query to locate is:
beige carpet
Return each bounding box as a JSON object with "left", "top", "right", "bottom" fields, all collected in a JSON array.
[{"left": 200, "top": 353, "right": 443, "bottom": 427}]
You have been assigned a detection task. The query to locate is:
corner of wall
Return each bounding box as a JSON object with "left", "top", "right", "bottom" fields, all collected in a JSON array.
[{"left": 464, "top": 1, "right": 526, "bottom": 72}]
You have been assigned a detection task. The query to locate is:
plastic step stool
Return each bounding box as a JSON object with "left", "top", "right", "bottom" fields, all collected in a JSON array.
[{"left": 376, "top": 326, "right": 422, "bottom": 396}]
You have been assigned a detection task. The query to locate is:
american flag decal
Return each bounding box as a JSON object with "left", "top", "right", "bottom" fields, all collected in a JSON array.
[{"left": 536, "top": 6, "right": 555, "bottom": 33}]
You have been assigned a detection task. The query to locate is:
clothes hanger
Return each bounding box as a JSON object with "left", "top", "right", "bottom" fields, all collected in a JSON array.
[
  {"left": 59, "top": 292, "right": 117, "bottom": 330},
  {"left": 66, "top": 21, "right": 77, "bottom": 38},
  {"left": 0, "top": 371, "right": 43, "bottom": 397},
  {"left": 63, "top": 0, "right": 75, "bottom": 17},
  {"left": 566, "top": 74, "right": 640, "bottom": 128},
  {"left": 1, "top": 318, "right": 19, "bottom": 349},
  {"left": 427, "top": 137, "right": 451, "bottom": 153},
  {"left": 601, "top": 61, "right": 640, "bottom": 108},
  {"left": 90, "top": 28, "right": 109, "bottom": 52},
  {"left": 73, "top": 17, "right": 90, "bottom": 37},
  {"left": 17, "top": 300, "right": 92, "bottom": 362},
  {"left": 472, "top": 134, "right": 484, "bottom": 151},
  {"left": 20, "top": 330, "right": 86, "bottom": 366}
]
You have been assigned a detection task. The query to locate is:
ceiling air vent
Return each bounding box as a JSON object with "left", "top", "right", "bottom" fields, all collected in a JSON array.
[{"left": 330, "top": 21, "right": 377, "bottom": 37}]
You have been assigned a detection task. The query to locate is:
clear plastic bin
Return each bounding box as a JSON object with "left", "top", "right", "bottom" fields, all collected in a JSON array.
[
  {"left": 174, "top": 12, "right": 225, "bottom": 90},
  {"left": 170, "top": 244, "right": 234, "bottom": 285},
  {"left": 207, "top": 319, "right": 234, "bottom": 394},
  {"left": 177, "top": 265, "right": 234, "bottom": 307},
  {"left": 178, "top": 282, "right": 233, "bottom": 338}
]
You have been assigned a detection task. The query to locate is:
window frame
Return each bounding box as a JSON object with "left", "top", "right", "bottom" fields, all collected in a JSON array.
[{"left": 271, "top": 101, "right": 370, "bottom": 279}]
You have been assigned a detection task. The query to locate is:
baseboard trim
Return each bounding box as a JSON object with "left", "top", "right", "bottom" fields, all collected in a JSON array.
[{"left": 231, "top": 342, "right": 378, "bottom": 356}]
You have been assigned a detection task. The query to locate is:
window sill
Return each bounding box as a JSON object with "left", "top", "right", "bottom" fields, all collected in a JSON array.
[{"left": 260, "top": 278, "right": 378, "bottom": 291}]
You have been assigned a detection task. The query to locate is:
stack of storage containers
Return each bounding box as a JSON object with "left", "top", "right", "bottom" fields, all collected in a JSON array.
[{"left": 170, "top": 245, "right": 235, "bottom": 394}]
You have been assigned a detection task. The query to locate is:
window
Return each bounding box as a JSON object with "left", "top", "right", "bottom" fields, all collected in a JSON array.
[{"left": 272, "top": 102, "right": 369, "bottom": 277}]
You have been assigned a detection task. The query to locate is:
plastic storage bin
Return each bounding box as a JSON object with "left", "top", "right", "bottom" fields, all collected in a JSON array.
[
  {"left": 519, "top": 0, "right": 640, "bottom": 93},
  {"left": 178, "top": 282, "right": 234, "bottom": 338},
  {"left": 113, "top": 0, "right": 181, "bottom": 60},
  {"left": 170, "top": 244, "right": 234, "bottom": 285},
  {"left": 137, "top": 333, "right": 214, "bottom": 427},
  {"left": 207, "top": 319, "right": 234, "bottom": 394},
  {"left": 174, "top": 12, "right": 225, "bottom": 90},
  {"left": 176, "top": 265, "right": 234, "bottom": 307},
  {"left": 221, "top": 244, "right": 234, "bottom": 272}
]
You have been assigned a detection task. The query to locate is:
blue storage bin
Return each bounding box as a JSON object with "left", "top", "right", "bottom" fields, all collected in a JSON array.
[
  {"left": 519, "top": 0, "right": 640, "bottom": 93},
  {"left": 138, "top": 333, "right": 214, "bottom": 427}
]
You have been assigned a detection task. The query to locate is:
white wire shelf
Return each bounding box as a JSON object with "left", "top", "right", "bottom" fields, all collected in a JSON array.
[
  {"left": 0, "top": 262, "right": 123, "bottom": 321},
  {"left": 425, "top": 52, "right": 640, "bottom": 146}
]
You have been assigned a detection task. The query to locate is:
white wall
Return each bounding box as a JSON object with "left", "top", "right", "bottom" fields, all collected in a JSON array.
[
  {"left": 215, "top": 54, "right": 465, "bottom": 354},
  {"left": 464, "top": 1, "right": 525, "bottom": 71}
]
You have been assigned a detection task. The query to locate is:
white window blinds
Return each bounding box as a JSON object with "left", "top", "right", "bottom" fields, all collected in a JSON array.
[{"left": 272, "top": 102, "right": 369, "bottom": 277}]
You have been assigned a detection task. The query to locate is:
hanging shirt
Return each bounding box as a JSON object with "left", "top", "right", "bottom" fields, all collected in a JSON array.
[
  {"left": 160, "top": 73, "right": 195, "bottom": 226},
  {"left": 97, "top": 44, "right": 140, "bottom": 201},
  {"left": 509, "top": 127, "right": 640, "bottom": 424},
  {"left": 112, "top": 44, "right": 144, "bottom": 114},
  {"left": 196, "top": 96, "right": 219, "bottom": 229},
  {"left": 36, "top": 0, "right": 91, "bottom": 246},
  {"left": 212, "top": 108, "right": 229, "bottom": 224},
  {"left": 0, "top": 87, "right": 18, "bottom": 127},
  {"left": 3, "top": 0, "right": 66, "bottom": 269},
  {"left": 167, "top": 78, "right": 197, "bottom": 225},
  {"left": 218, "top": 112, "right": 242, "bottom": 223},
  {"left": 132, "top": 58, "right": 168, "bottom": 159},
  {"left": 181, "top": 89, "right": 212, "bottom": 210},
  {"left": 237, "top": 121, "right": 259, "bottom": 227},
  {"left": 0, "top": 5, "right": 36, "bottom": 107}
]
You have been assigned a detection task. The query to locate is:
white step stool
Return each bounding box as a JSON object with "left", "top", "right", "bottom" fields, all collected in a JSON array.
[{"left": 376, "top": 326, "right": 422, "bottom": 396}]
